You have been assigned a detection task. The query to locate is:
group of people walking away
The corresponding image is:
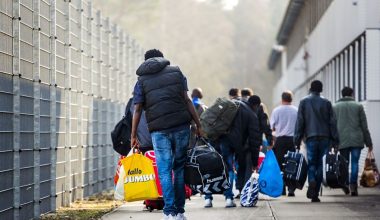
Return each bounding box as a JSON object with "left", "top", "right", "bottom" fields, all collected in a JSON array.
[{"left": 114, "top": 48, "right": 374, "bottom": 220}]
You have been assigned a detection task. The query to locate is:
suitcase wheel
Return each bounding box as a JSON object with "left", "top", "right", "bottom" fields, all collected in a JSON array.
[{"left": 147, "top": 206, "right": 153, "bottom": 212}]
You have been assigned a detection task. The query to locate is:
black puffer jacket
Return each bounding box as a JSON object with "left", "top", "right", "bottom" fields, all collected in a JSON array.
[
  {"left": 294, "top": 92, "right": 339, "bottom": 147},
  {"left": 223, "top": 101, "right": 262, "bottom": 166},
  {"left": 254, "top": 105, "right": 273, "bottom": 145},
  {"left": 137, "top": 57, "right": 191, "bottom": 132}
]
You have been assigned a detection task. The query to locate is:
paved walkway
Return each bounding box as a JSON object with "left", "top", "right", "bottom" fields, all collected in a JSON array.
[{"left": 102, "top": 186, "right": 380, "bottom": 220}]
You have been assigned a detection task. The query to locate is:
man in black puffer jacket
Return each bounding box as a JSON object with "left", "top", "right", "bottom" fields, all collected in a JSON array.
[
  {"left": 204, "top": 101, "right": 261, "bottom": 208},
  {"left": 131, "top": 49, "right": 202, "bottom": 220}
]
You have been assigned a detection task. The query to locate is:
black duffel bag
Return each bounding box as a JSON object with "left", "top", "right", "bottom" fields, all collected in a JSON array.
[{"left": 185, "top": 138, "right": 230, "bottom": 194}]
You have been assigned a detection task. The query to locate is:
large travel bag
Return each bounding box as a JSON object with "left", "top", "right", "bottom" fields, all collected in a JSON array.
[
  {"left": 322, "top": 150, "right": 348, "bottom": 188},
  {"left": 200, "top": 98, "right": 239, "bottom": 140},
  {"left": 185, "top": 138, "right": 230, "bottom": 194},
  {"left": 283, "top": 150, "right": 308, "bottom": 190}
]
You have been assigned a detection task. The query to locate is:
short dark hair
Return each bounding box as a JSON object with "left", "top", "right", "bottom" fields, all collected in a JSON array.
[
  {"left": 229, "top": 88, "right": 240, "bottom": 97},
  {"left": 144, "top": 49, "right": 164, "bottom": 60},
  {"left": 310, "top": 80, "right": 323, "bottom": 93},
  {"left": 248, "top": 95, "right": 261, "bottom": 106},
  {"left": 341, "top": 87, "right": 354, "bottom": 97},
  {"left": 241, "top": 88, "right": 253, "bottom": 97},
  {"left": 282, "top": 91, "right": 293, "bottom": 102},
  {"left": 191, "top": 88, "right": 203, "bottom": 99}
]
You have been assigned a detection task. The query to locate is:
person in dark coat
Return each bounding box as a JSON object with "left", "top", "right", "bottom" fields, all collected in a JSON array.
[
  {"left": 204, "top": 101, "right": 261, "bottom": 208},
  {"left": 294, "top": 80, "right": 339, "bottom": 203},
  {"left": 248, "top": 95, "right": 273, "bottom": 147}
]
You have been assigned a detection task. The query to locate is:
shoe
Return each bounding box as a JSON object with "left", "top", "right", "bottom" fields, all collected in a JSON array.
[
  {"left": 161, "top": 214, "right": 176, "bottom": 220},
  {"left": 225, "top": 198, "right": 237, "bottom": 208},
  {"left": 288, "top": 192, "right": 295, "bottom": 197},
  {"left": 350, "top": 184, "right": 358, "bottom": 196},
  {"left": 311, "top": 197, "right": 321, "bottom": 203},
  {"left": 176, "top": 213, "right": 187, "bottom": 220},
  {"left": 234, "top": 193, "right": 241, "bottom": 199},
  {"left": 307, "top": 181, "right": 317, "bottom": 199},
  {"left": 342, "top": 185, "right": 350, "bottom": 195},
  {"left": 204, "top": 199, "right": 213, "bottom": 208}
]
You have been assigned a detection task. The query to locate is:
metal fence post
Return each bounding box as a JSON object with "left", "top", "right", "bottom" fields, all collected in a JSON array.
[
  {"left": 12, "top": 0, "right": 21, "bottom": 219},
  {"left": 32, "top": 0, "right": 41, "bottom": 218},
  {"left": 63, "top": 0, "right": 71, "bottom": 206},
  {"left": 49, "top": 0, "right": 57, "bottom": 212}
]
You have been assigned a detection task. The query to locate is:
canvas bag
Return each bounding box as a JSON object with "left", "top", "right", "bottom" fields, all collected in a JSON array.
[
  {"left": 200, "top": 97, "right": 239, "bottom": 140},
  {"left": 258, "top": 150, "right": 283, "bottom": 198},
  {"left": 114, "top": 150, "right": 159, "bottom": 201},
  {"left": 360, "top": 151, "right": 380, "bottom": 187}
]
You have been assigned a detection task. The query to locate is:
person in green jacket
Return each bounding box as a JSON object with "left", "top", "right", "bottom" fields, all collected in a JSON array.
[{"left": 333, "top": 87, "right": 373, "bottom": 196}]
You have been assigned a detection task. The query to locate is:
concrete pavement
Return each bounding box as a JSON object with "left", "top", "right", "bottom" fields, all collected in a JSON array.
[{"left": 102, "top": 186, "right": 380, "bottom": 220}]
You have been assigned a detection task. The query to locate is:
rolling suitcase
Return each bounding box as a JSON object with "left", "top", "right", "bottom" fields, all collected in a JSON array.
[
  {"left": 322, "top": 150, "right": 348, "bottom": 188},
  {"left": 283, "top": 150, "right": 308, "bottom": 190}
]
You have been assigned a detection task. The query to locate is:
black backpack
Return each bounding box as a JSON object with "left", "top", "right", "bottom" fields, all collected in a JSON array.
[
  {"left": 185, "top": 138, "right": 230, "bottom": 194},
  {"left": 322, "top": 150, "right": 348, "bottom": 188},
  {"left": 111, "top": 100, "right": 133, "bottom": 156},
  {"left": 283, "top": 150, "right": 308, "bottom": 190}
]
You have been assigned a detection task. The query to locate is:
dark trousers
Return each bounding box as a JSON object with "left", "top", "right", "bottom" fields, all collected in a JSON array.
[
  {"left": 235, "top": 150, "right": 253, "bottom": 191},
  {"left": 273, "top": 136, "right": 296, "bottom": 193}
]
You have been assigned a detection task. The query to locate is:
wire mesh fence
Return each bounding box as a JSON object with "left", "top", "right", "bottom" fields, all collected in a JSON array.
[{"left": 0, "top": 0, "right": 143, "bottom": 219}]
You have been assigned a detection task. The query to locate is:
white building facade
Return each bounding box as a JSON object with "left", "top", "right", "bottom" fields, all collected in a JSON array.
[{"left": 269, "top": 0, "right": 380, "bottom": 163}]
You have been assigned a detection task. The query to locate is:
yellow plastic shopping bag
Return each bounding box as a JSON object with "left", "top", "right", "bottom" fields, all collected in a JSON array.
[{"left": 121, "top": 152, "right": 160, "bottom": 202}]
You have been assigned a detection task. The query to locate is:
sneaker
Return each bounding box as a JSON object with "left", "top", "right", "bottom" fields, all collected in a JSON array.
[
  {"left": 311, "top": 197, "right": 321, "bottom": 203},
  {"left": 225, "top": 198, "right": 236, "bottom": 208},
  {"left": 161, "top": 214, "right": 176, "bottom": 220},
  {"left": 306, "top": 181, "right": 317, "bottom": 199},
  {"left": 204, "top": 199, "right": 213, "bottom": 208},
  {"left": 176, "top": 213, "right": 187, "bottom": 220}
]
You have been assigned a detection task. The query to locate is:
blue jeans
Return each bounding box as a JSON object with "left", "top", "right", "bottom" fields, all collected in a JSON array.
[
  {"left": 205, "top": 137, "right": 234, "bottom": 200},
  {"left": 151, "top": 128, "right": 190, "bottom": 216},
  {"left": 306, "top": 138, "right": 330, "bottom": 194},
  {"left": 340, "top": 147, "right": 361, "bottom": 184}
]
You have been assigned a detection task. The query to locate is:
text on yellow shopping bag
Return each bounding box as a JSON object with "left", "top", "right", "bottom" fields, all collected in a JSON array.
[{"left": 121, "top": 153, "right": 160, "bottom": 202}]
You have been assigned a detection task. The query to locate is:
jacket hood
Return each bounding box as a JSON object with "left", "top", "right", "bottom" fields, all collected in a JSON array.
[{"left": 136, "top": 57, "right": 170, "bottom": 76}]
